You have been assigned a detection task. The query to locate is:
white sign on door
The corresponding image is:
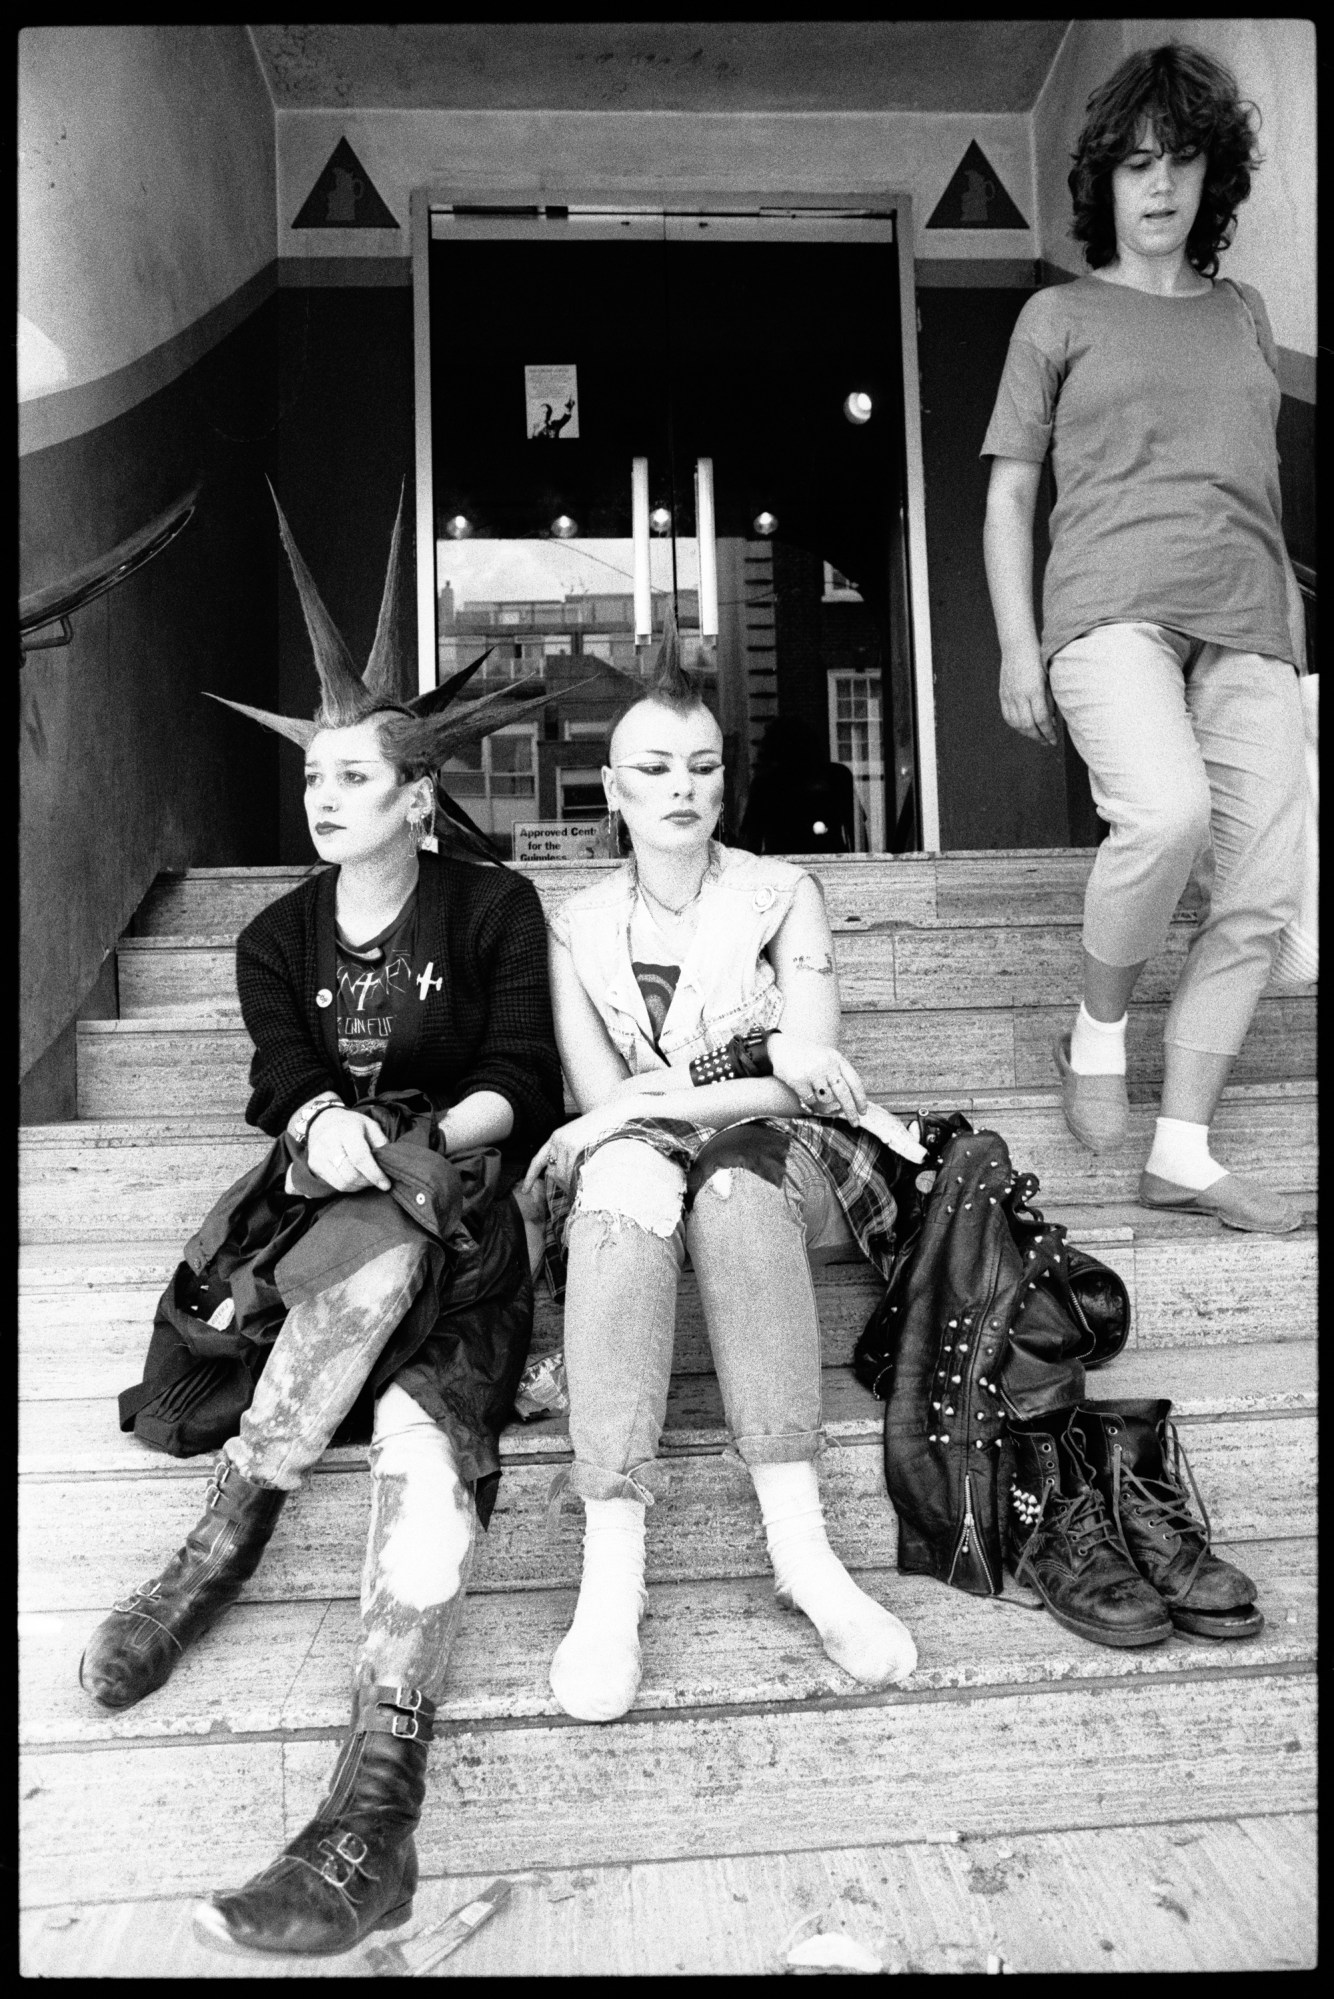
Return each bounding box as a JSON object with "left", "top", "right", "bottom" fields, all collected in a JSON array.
[
  {"left": 525, "top": 365, "right": 579, "bottom": 440},
  {"left": 513, "top": 820, "right": 611, "bottom": 862}
]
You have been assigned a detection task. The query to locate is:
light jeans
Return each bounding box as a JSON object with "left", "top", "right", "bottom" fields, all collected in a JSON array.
[
  {"left": 560, "top": 1122, "right": 857, "bottom": 1504},
  {"left": 223, "top": 1242, "right": 474, "bottom": 1702},
  {"left": 1048, "top": 623, "right": 1306, "bottom": 1057}
]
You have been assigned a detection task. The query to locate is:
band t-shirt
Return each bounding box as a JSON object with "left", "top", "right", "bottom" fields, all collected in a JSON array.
[
  {"left": 980, "top": 276, "right": 1293, "bottom": 667},
  {"left": 335, "top": 889, "right": 420, "bottom": 1095},
  {"left": 632, "top": 961, "right": 681, "bottom": 1051}
]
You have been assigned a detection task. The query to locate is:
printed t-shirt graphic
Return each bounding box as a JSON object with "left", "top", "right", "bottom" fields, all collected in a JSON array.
[
  {"left": 632, "top": 961, "right": 681, "bottom": 1051},
  {"left": 336, "top": 890, "right": 420, "bottom": 1093}
]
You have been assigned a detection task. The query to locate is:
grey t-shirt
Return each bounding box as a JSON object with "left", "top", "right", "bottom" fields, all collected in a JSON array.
[{"left": 981, "top": 276, "right": 1293, "bottom": 667}]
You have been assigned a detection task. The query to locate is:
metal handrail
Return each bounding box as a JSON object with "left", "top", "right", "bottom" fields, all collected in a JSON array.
[{"left": 19, "top": 488, "right": 200, "bottom": 658}]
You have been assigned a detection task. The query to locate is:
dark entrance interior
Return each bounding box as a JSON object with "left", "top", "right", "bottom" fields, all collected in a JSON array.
[{"left": 428, "top": 220, "right": 919, "bottom": 857}]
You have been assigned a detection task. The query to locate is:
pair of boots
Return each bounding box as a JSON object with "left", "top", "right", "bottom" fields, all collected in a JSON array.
[
  {"left": 80, "top": 1461, "right": 430, "bottom": 1957},
  {"left": 1007, "top": 1398, "right": 1262, "bottom": 1648}
]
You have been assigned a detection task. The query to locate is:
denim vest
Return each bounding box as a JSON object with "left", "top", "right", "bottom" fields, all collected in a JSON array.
[{"left": 548, "top": 843, "right": 810, "bottom": 1075}]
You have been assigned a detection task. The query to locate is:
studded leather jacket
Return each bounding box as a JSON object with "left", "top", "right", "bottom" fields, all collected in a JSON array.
[{"left": 854, "top": 1113, "right": 1129, "bottom": 1597}]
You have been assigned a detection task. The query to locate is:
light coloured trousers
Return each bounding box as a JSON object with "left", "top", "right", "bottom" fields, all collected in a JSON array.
[
  {"left": 561, "top": 1125, "right": 856, "bottom": 1504},
  {"left": 1048, "top": 623, "right": 1306, "bottom": 1057},
  {"left": 223, "top": 1242, "right": 475, "bottom": 1699}
]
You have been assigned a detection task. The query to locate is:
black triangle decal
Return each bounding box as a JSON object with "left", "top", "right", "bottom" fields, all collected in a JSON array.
[
  {"left": 292, "top": 137, "right": 400, "bottom": 230},
  {"left": 926, "top": 142, "right": 1028, "bottom": 230}
]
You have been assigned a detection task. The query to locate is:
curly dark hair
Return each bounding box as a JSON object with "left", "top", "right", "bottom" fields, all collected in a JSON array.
[{"left": 1068, "top": 43, "right": 1262, "bottom": 278}]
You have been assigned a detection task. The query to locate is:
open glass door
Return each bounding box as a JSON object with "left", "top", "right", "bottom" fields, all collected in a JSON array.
[{"left": 425, "top": 206, "right": 922, "bottom": 857}]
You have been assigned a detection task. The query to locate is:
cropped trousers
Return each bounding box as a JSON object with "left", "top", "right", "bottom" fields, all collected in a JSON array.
[{"left": 1048, "top": 622, "right": 1306, "bottom": 1058}]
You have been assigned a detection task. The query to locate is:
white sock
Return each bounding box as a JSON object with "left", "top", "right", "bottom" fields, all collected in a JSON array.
[
  {"left": 1144, "top": 1116, "right": 1227, "bottom": 1192},
  {"left": 549, "top": 1498, "right": 647, "bottom": 1722},
  {"left": 1069, "top": 1002, "right": 1128, "bottom": 1076},
  {"left": 750, "top": 1462, "right": 916, "bottom": 1688}
]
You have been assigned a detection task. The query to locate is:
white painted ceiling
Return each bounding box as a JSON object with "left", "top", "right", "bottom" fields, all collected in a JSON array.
[{"left": 250, "top": 21, "right": 1071, "bottom": 114}]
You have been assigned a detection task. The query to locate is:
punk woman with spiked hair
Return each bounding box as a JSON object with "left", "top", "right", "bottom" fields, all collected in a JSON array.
[
  {"left": 525, "top": 619, "right": 928, "bottom": 1725},
  {"left": 983, "top": 41, "right": 1309, "bottom": 1233},
  {"left": 80, "top": 488, "right": 564, "bottom": 1957}
]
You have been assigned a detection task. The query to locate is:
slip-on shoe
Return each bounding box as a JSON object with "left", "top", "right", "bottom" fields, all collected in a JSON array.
[
  {"left": 1138, "top": 1169, "right": 1305, "bottom": 1235},
  {"left": 1053, "top": 1034, "right": 1129, "bottom": 1152}
]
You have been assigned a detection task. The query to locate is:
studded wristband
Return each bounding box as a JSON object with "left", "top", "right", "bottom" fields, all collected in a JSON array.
[
  {"left": 288, "top": 1092, "right": 344, "bottom": 1147},
  {"left": 689, "top": 1031, "right": 774, "bottom": 1087}
]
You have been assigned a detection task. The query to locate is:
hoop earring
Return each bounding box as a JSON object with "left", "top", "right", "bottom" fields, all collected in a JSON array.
[{"left": 410, "top": 792, "right": 437, "bottom": 851}]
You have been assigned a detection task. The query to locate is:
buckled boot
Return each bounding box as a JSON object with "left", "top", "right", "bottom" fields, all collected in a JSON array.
[
  {"left": 1007, "top": 1410, "right": 1172, "bottom": 1648},
  {"left": 79, "top": 1458, "right": 286, "bottom": 1708},
  {"left": 192, "top": 1684, "right": 433, "bottom": 1957},
  {"left": 1075, "top": 1399, "right": 1264, "bottom": 1641}
]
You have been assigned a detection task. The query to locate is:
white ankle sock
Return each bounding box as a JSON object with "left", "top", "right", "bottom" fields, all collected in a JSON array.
[
  {"left": 549, "top": 1497, "right": 647, "bottom": 1722},
  {"left": 1144, "top": 1116, "right": 1227, "bottom": 1192},
  {"left": 750, "top": 1462, "right": 916, "bottom": 1688},
  {"left": 1069, "top": 1002, "right": 1128, "bottom": 1076}
]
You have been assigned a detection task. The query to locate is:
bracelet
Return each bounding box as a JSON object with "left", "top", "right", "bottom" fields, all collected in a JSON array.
[
  {"left": 688, "top": 1031, "right": 774, "bottom": 1087},
  {"left": 288, "top": 1091, "right": 344, "bottom": 1147}
]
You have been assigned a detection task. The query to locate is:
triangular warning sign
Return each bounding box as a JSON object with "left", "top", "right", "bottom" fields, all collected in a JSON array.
[
  {"left": 926, "top": 142, "right": 1028, "bottom": 230},
  {"left": 292, "top": 137, "right": 400, "bottom": 230}
]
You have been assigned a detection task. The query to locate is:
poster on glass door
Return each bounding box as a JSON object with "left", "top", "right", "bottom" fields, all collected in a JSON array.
[{"left": 524, "top": 365, "right": 579, "bottom": 440}]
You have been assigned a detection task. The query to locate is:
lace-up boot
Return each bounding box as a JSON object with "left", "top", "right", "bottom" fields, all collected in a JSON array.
[
  {"left": 1007, "top": 1410, "right": 1172, "bottom": 1648},
  {"left": 193, "top": 1684, "right": 433, "bottom": 1956},
  {"left": 80, "top": 1457, "right": 286, "bottom": 1708},
  {"left": 1075, "top": 1399, "right": 1264, "bottom": 1641}
]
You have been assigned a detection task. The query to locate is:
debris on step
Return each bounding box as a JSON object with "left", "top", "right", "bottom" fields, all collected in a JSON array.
[
  {"left": 785, "top": 1932, "right": 883, "bottom": 1975},
  {"left": 363, "top": 1877, "right": 512, "bottom": 1976}
]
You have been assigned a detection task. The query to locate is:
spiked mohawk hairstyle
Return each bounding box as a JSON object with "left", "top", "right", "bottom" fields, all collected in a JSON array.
[
  {"left": 207, "top": 482, "right": 565, "bottom": 858},
  {"left": 605, "top": 601, "right": 716, "bottom": 742}
]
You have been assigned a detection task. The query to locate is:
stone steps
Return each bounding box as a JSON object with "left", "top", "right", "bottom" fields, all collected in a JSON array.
[
  {"left": 19, "top": 1664, "right": 1318, "bottom": 1907},
  {"left": 77, "top": 993, "right": 1316, "bottom": 1113},
  {"left": 15, "top": 1226, "right": 1320, "bottom": 1414},
  {"left": 18, "top": 1083, "right": 1318, "bottom": 1243},
  {"left": 17, "top": 1813, "right": 1320, "bottom": 1977},
  {"left": 20, "top": 1397, "right": 1316, "bottom": 1615},
  {"left": 20, "top": 851, "right": 1318, "bottom": 1973}
]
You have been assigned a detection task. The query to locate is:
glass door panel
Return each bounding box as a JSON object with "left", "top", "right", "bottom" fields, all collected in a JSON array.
[{"left": 428, "top": 209, "right": 919, "bottom": 856}]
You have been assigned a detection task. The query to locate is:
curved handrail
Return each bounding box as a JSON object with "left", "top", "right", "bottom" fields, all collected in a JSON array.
[{"left": 19, "top": 487, "right": 200, "bottom": 656}]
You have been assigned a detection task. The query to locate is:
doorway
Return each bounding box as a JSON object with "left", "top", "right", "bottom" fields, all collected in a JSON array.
[{"left": 417, "top": 205, "right": 932, "bottom": 858}]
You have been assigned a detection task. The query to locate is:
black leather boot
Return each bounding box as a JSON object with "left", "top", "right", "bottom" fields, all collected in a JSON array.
[
  {"left": 1007, "top": 1410, "right": 1172, "bottom": 1648},
  {"left": 79, "top": 1457, "right": 286, "bottom": 1708},
  {"left": 192, "top": 1684, "right": 433, "bottom": 1957},
  {"left": 1075, "top": 1399, "right": 1264, "bottom": 1641}
]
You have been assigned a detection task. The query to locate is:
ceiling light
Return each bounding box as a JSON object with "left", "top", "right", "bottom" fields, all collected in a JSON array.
[
  {"left": 550, "top": 515, "right": 579, "bottom": 538},
  {"left": 649, "top": 506, "right": 672, "bottom": 535},
  {"left": 753, "top": 511, "right": 779, "bottom": 537},
  {"left": 444, "top": 514, "right": 473, "bottom": 538},
  {"left": 843, "top": 391, "right": 873, "bottom": 424}
]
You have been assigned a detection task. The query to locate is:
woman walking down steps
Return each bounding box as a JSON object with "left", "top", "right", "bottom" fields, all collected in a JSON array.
[
  {"left": 79, "top": 488, "right": 564, "bottom": 1957},
  {"left": 983, "top": 42, "right": 1310, "bottom": 1236}
]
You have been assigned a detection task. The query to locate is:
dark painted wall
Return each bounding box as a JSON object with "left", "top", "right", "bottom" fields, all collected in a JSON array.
[
  {"left": 918, "top": 285, "right": 1072, "bottom": 850},
  {"left": 274, "top": 284, "right": 418, "bottom": 863},
  {"left": 19, "top": 296, "right": 282, "bottom": 1095}
]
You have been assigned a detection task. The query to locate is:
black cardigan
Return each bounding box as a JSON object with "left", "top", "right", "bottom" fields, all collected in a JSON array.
[{"left": 235, "top": 854, "right": 564, "bottom": 1156}]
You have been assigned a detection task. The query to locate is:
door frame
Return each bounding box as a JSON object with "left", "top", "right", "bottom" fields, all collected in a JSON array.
[{"left": 410, "top": 184, "right": 941, "bottom": 851}]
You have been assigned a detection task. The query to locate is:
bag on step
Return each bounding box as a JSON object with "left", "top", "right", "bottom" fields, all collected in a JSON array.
[
  {"left": 853, "top": 1112, "right": 1129, "bottom": 1597},
  {"left": 117, "top": 1261, "right": 264, "bottom": 1458}
]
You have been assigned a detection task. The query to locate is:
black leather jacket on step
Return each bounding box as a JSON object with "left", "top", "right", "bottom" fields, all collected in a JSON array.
[{"left": 854, "top": 1113, "right": 1129, "bottom": 1597}]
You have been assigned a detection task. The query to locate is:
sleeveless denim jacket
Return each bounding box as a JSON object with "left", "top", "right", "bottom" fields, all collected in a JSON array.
[{"left": 548, "top": 842, "right": 810, "bottom": 1075}]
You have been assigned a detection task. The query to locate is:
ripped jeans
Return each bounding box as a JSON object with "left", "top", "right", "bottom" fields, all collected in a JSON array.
[
  {"left": 222, "top": 1243, "right": 475, "bottom": 1701},
  {"left": 561, "top": 1123, "right": 856, "bottom": 1503}
]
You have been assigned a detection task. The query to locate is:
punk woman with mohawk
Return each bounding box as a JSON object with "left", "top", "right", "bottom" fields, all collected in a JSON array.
[
  {"left": 527, "top": 617, "right": 929, "bottom": 1724},
  {"left": 79, "top": 486, "right": 564, "bottom": 1957}
]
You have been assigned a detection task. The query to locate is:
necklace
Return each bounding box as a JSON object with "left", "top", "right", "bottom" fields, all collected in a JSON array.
[{"left": 636, "top": 867, "right": 710, "bottom": 921}]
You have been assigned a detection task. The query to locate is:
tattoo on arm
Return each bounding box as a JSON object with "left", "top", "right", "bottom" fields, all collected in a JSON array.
[{"left": 792, "top": 951, "right": 835, "bottom": 977}]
